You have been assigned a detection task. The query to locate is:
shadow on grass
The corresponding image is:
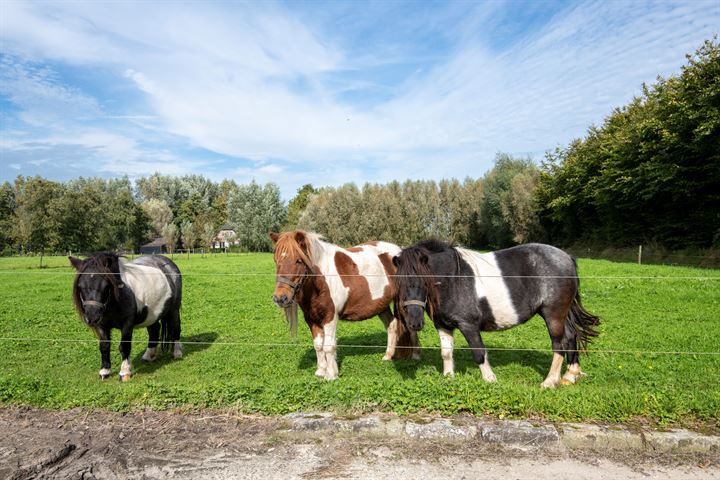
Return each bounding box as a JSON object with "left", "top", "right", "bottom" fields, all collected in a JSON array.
[
  {"left": 446, "top": 348, "right": 552, "bottom": 380},
  {"left": 133, "top": 331, "right": 218, "bottom": 375},
  {"left": 297, "top": 331, "right": 432, "bottom": 380}
]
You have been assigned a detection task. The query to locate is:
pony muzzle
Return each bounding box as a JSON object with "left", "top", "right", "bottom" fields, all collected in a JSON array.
[{"left": 402, "top": 299, "right": 427, "bottom": 331}]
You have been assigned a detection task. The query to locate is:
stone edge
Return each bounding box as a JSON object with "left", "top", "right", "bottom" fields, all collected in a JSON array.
[{"left": 284, "top": 413, "right": 720, "bottom": 455}]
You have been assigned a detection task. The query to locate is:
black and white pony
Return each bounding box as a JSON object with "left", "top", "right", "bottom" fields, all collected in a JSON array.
[
  {"left": 393, "top": 240, "right": 600, "bottom": 388},
  {"left": 70, "top": 253, "right": 183, "bottom": 381}
]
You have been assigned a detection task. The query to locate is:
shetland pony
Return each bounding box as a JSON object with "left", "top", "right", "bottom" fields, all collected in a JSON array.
[
  {"left": 393, "top": 240, "right": 600, "bottom": 388},
  {"left": 70, "top": 253, "right": 183, "bottom": 381},
  {"left": 270, "top": 230, "right": 420, "bottom": 380}
]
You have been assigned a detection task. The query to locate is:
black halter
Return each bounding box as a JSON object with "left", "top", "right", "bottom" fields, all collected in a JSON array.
[{"left": 275, "top": 267, "right": 310, "bottom": 303}]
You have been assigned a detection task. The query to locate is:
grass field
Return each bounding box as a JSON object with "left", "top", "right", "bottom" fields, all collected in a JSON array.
[{"left": 0, "top": 253, "right": 718, "bottom": 429}]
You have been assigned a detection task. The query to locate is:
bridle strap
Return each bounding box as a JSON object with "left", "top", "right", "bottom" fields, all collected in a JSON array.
[
  {"left": 82, "top": 299, "right": 108, "bottom": 309},
  {"left": 275, "top": 268, "right": 310, "bottom": 302},
  {"left": 402, "top": 299, "right": 427, "bottom": 309},
  {"left": 80, "top": 293, "right": 109, "bottom": 310},
  {"left": 276, "top": 276, "right": 302, "bottom": 290}
]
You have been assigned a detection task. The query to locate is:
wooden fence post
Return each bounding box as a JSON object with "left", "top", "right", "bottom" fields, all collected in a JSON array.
[{"left": 638, "top": 245, "right": 642, "bottom": 265}]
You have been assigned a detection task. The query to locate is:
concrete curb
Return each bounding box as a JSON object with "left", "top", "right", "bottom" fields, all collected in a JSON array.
[{"left": 284, "top": 412, "right": 720, "bottom": 455}]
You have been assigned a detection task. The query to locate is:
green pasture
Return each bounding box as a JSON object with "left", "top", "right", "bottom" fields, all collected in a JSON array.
[{"left": 0, "top": 253, "right": 718, "bottom": 429}]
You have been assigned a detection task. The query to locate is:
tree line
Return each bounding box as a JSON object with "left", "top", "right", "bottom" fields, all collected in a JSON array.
[
  {"left": 299, "top": 39, "right": 720, "bottom": 251},
  {"left": 1, "top": 39, "right": 717, "bottom": 255},
  {"left": 0, "top": 174, "right": 285, "bottom": 255}
]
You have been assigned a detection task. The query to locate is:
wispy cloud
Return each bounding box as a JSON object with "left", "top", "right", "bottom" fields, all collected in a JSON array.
[{"left": 1, "top": 0, "right": 718, "bottom": 197}]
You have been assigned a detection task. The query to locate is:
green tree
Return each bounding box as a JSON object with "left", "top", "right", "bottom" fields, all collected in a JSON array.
[
  {"left": 285, "top": 184, "right": 316, "bottom": 230},
  {"left": 141, "top": 199, "right": 174, "bottom": 238},
  {"left": 180, "top": 221, "right": 196, "bottom": 256},
  {"left": 227, "top": 181, "right": 286, "bottom": 251},
  {"left": 0, "top": 182, "right": 16, "bottom": 254},
  {"left": 161, "top": 222, "right": 178, "bottom": 254},
  {"left": 536, "top": 38, "right": 720, "bottom": 248},
  {"left": 12, "top": 176, "right": 64, "bottom": 260},
  {"left": 480, "top": 153, "right": 537, "bottom": 248}
]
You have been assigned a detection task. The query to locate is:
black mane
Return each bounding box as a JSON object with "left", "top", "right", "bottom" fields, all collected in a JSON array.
[{"left": 71, "top": 252, "right": 124, "bottom": 315}]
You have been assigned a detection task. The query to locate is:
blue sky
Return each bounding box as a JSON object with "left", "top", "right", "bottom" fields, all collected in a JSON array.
[{"left": 1, "top": 0, "right": 719, "bottom": 199}]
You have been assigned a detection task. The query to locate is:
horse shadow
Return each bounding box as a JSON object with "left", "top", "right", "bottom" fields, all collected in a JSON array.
[
  {"left": 132, "top": 331, "right": 218, "bottom": 375},
  {"left": 450, "top": 348, "right": 552, "bottom": 379},
  {"left": 297, "top": 331, "right": 437, "bottom": 380}
]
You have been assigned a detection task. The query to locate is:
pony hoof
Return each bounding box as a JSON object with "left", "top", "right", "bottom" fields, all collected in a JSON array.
[
  {"left": 314, "top": 369, "right": 326, "bottom": 378},
  {"left": 382, "top": 354, "right": 392, "bottom": 361},
  {"left": 141, "top": 356, "right": 155, "bottom": 363},
  {"left": 540, "top": 380, "right": 558, "bottom": 389},
  {"left": 99, "top": 373, "right": 110, "bottom": 380},
  {"left": 412, "top": 353, "right": 422, "bottom": 361},
  {"left": 173, "top": 352, "right": 183, "bottom": 360},
  {"left": 120, "top": 373, "right": 132, "bottom": 382}
]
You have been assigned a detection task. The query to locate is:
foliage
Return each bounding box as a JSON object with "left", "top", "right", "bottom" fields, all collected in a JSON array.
[
  {"left": 227, "top": 181, "right": 286, "bottom": 252},
  {"left": 180, "top": 221, "right": 197, "bottom": 251},
  {"left": 0, "top": 182, "right": 17, "bottom": 253},
  {"left": 11, "top": 176, "right": 64, "bottom": 254},
  {"left": 298, "top": 179, "right": 484, "bottom": 247},
  {"left": 536, "top": 39, "right": 720, "bottom": 248},
  {"left": 161, "top": 223, "right": 178, "bottom": 253},
  {"left": 0, "top": 254, "right": 718, "bottom": 428},
  {"left": 285, "top": 184, "right": 316, "bottom": 230},
  {"left": 479, "top": 153, "right": 540, "bottom": 248},
  {"left": 141, "top": 199, "right": 174, "bottom": 238}
]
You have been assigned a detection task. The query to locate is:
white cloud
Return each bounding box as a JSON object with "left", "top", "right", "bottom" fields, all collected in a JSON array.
[{"left": 1, "top": 0, "right": 719, "bottom": 194}]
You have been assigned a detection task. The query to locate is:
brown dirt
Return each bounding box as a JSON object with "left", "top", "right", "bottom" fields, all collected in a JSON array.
[{"left": 1, "top": 406, "right": 718, "bottom": 479}]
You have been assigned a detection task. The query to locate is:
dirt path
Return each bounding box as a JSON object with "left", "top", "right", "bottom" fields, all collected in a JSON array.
[{"left": 1, "top": 407, "right": 718, "bottom": 479}]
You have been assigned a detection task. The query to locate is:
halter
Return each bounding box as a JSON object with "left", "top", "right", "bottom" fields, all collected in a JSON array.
[
  {"left": 80, "top": 293, "right": 109, "bottom": 310},
  {"left": 402, "top": 299, "right": 427, "bottom": 309},
  {"left": 275, "top": 266, "right": 310, "bottom": 303}
]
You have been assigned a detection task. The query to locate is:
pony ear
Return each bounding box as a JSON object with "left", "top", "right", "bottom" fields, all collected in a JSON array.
[
  {"left": 68, "top": 256, "right": 83, "bottom": 270},
  {"left": 420, "top": 253, "right": 429, "bottom": 264},
  {"left": 294, "top": 231, "right": 307, "bottom": 251},
  {"left": 392, "top": 254, "right": 401, "bottom": 267},
  {"left": 269, "top": 232, "right": 280, "bottom": 245}
]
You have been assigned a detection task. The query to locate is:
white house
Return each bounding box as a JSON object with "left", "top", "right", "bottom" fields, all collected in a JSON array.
[{"left": 214, "top": 224, "right": 239, "bottom": 249}]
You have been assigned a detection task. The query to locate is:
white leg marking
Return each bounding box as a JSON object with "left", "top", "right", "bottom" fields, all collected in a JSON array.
[
  {"left": 313, "top": 333, "right": 327, "bottom": 377},
  {"left": 173, "top": 341, "right": 183, "bottom": 359},
  {"left": 382, "top": 317, "right": 398, "bottom": 361},
  {"left": 562, "top": 362, "right": 585, "bottom": 385},
  {"left": 119, "top": 359, "right": 132, "bottom": 381},
  {"left": 142, "top": 347, "right": 157, "bottom": 362},
  {"left": 99, "top": 367, "right": 111, "bottom": 379},
  {"left": 438, "top": 329, "right": 455, "bottom": 377},
  {"left": 541, "top": 352, "right": 564, "bottom": 389},
  {"left": 480, "top": 358, "right": 497, "bottom": 383},
  {"left": 323, "top": 318, "right": 339, "bottom": 380}
]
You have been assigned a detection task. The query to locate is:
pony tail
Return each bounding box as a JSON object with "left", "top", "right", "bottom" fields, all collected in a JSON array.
[
  {"left": 568, "top": 289, "right": 601, "bottom": 352},
  {"left": 160, "top": 317, "right": 171, "bottom": 352},
  {"left": 285, "top": 303, "right": 298, "bottom": 337}
]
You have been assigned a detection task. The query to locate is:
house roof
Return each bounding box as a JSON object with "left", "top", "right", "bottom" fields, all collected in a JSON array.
[{"left": 142, "top": 237, "right": 167, "bottom": 247}]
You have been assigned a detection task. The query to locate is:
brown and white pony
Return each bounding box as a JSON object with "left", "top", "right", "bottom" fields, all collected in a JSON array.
[{"left": 270, "top": 230, "right": 420, "bottom": 380}]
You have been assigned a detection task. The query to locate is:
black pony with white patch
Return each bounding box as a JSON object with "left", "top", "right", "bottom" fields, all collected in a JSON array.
[
  {"left": 70, "top": 253, "right": 183, "bottom": 381},
  {"left": 393, "top": 240, "right": 600, "bottom": 388}
]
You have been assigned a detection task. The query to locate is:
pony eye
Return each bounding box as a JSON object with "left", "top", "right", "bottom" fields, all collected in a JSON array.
[{"left": 296, "top": 259, "right": 303, "bottom": 264}]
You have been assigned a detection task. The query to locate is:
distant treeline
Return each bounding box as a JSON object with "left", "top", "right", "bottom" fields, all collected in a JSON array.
[{"left": 1, "top": 40, "right": 717, "bottom": 255}]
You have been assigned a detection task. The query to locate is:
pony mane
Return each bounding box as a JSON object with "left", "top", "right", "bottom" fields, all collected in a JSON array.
[
  {"left": 273, "top": 230, "right": 327, "bottom": 267},
  {"left": 395, "top": 243, "right": 448, "bottom": 320},
  {"left": 72, "top": 252, "right": 124, "bottom": 315}
]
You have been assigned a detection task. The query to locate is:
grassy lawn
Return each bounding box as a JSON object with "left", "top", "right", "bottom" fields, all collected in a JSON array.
[{"left": 0, "top": 253, "right": 718, "bottom": 429}]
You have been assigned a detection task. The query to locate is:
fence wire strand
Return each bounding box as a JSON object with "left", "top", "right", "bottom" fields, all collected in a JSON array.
[{"left": 0, "top": 337, "right": 717, "bottom": 356}]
